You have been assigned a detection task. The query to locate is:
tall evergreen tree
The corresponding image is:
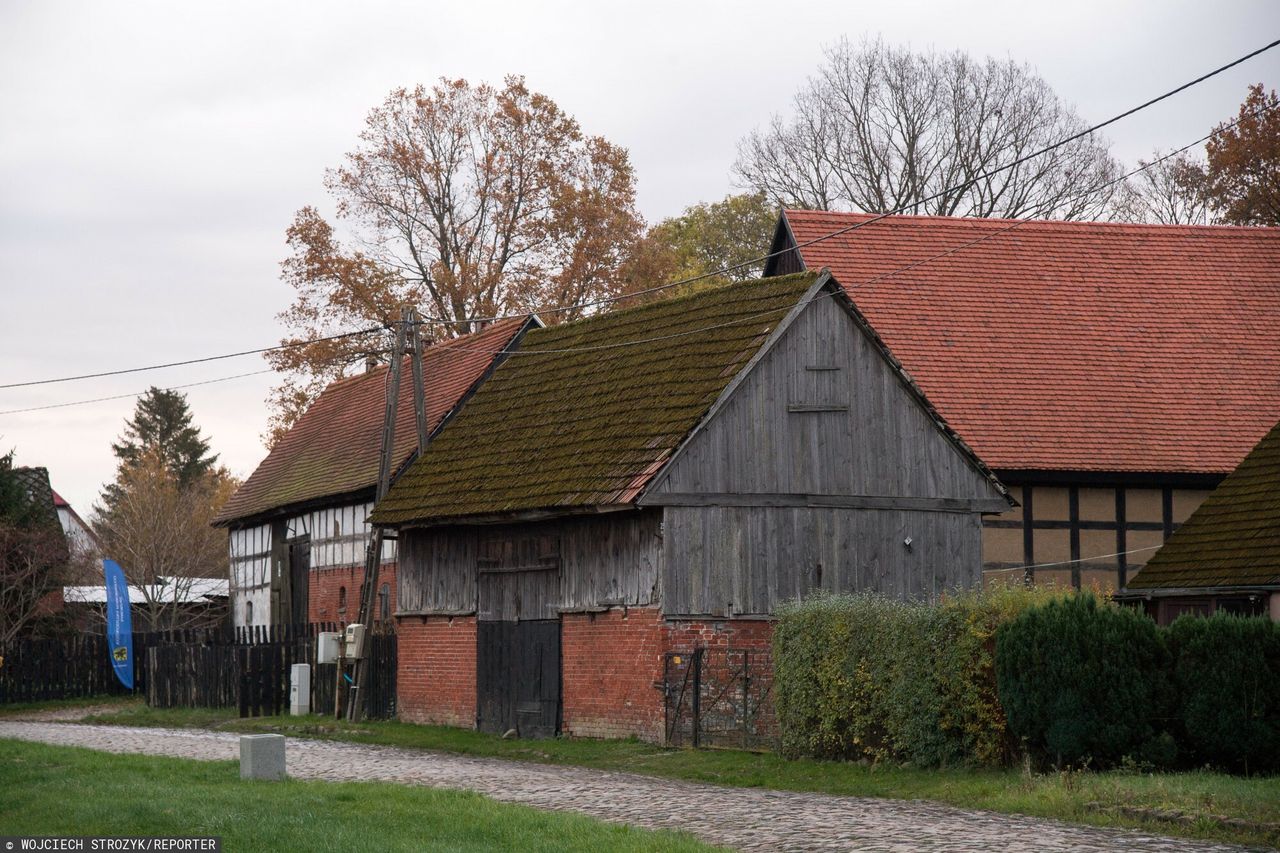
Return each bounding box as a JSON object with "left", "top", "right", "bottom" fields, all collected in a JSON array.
[
  {"left": 99, "top": 388, "right": 218, "bottom": 514},
  {"left": 110, "top": 388, "right": 217, "bottom": 487}
]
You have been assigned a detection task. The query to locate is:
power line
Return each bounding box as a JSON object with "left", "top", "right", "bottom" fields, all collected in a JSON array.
[
  {"left": 417, "top": 37, "right": 1280, "bottom": 326},
  {"left": 0, "top": 370, "right": 274, "bottom": 417},
  {"left": 3, "top": 38, "right": 1276, "bottom": 391},
  {"left": 984, "top": 545, "right": 1163, "bottom": 574},
  {"left": 402, "top": 108, "right": 1273, "bottom": 359},
  {"left": 0, "top": 326, "right": 384, "bottom": 391},
  {"left": 4, "top": 105, "right": 1270, "bottom": 413}
]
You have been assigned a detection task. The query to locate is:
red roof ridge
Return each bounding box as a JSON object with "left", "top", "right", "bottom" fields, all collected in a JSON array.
[{"left": 783, "top": 208, "right": 1280, "bottom": 236}]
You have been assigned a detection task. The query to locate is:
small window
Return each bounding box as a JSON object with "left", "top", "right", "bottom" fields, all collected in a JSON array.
[
  {"left": 338, "top": 586, "right": 347, "bottom": 613},
  {"left": 245, "top": 600, "right": 253, "bottom": 625},
  {"left": 378, "top": 583, "right": 391, "bottom": 622}
]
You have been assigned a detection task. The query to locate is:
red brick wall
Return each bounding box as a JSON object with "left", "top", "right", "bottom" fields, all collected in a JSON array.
[
  {"left": 664, "top": 617, "right": 774, "bottom": 652},
  {"left": 394, "top": 606, "right": 776, "bottom": 743},
  {"left": 561, "top": 608, "right": 668, "bottom": 740},
  {"left": 309, "top": 562, "right": 397, "bottom": 626},
  {"left": 560, "top": 610, "right": 776, "bottom": 742},
  {"left": 396, "top": 615, "right": 477, "bottom": 727}
]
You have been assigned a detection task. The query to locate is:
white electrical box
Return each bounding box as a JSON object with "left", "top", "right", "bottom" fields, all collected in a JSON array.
[
  {"left": 344, "top": 623, "right": 367, "bottom": 659},
  {"left": 317, "top": 631, "right": 341, "bottom": 664},
  {"left": 289, "top": 663, "right": 310, "bottom": 715}
]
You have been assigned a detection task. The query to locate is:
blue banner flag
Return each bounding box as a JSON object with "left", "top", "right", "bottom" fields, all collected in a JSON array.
[{"left": 103, "top": 559, "right": 134, "bottom": 689}]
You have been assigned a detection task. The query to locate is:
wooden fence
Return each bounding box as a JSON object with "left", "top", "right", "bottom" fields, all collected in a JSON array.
[
  {"left": 1, "top": 623, "right": 396, "bottom": 720},
  {"left": 146, "top": 623, "right": 397, "bottom": 719}
]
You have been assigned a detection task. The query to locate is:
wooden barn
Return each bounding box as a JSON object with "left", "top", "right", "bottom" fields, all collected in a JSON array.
[
  {"left": 767, "top": 211, "right": 1280, "bottom": 591},
  {"left": 214, "top": 317, "right": 536, "bottom": 628},
  {"left": 369, "top": 271, "right": 1010, "bottom": 740},
  {"left": 1119, "top": 418, "right": 1280, "bottom": 624}
]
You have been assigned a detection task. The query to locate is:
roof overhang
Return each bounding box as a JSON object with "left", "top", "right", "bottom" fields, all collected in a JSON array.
[
  {"left": 214, "top": 485, "right": 378, "bottom": 530},
  {"left": 386, "top": 502, "right": 643, "bottom": 532},
  {"left": 1115, "top": 584, "right": 1279, "bottom": 600},
  {"left": 993, "top": 469, "right": 1228, "bottom": 488}
]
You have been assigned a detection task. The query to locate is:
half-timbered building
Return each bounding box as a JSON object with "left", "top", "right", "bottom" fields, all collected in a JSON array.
[
  {"left": 214, "top": 317, "right": 536, "bottom": 627},
  {"left": 370, "top": 271, "right": 1010, "bottom": 740},
  {"left": 766, "top": 211, "right": 1280, "bottom": 591}
]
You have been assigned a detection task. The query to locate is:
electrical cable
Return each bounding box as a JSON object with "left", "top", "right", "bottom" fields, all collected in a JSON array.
[
  {"left": 4, "top": 103, "right": 1271, "bottom": 414},
  {"left": 0, "top": 370, "right": 274, "bottom": 417},
  {"left": 2, "top": 40, "right": 1275, "bottom": 390}
]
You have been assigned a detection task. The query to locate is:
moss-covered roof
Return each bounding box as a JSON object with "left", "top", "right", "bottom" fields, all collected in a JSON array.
[
  {"left": 1128, "top": 418, "right": 1280, "bottom": 590},
  {"left": 370, "top": 272, "right": 821, "bottom": 524}
]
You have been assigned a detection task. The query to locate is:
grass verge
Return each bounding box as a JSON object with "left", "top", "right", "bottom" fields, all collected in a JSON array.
[
  {"left": 49, "top": 698, "right": 1280, "bottom": 849},
  {"left": 0, "top": 737, "right": 715, "bottom": 852}
]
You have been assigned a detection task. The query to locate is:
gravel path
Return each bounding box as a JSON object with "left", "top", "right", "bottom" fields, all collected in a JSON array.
[{"left": 0, "top": 721, "right": 1255, "bottom": 852}]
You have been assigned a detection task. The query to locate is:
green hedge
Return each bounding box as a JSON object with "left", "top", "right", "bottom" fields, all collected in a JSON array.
[
  {"left": 772, "top": 586, "right": 1061, "bottom": 767},
  {"left": 776, "top": 589, "right": 1279, "bottom": 774},
  {"left": 994, "top": 594, "right": 1175, "bottom": 769},
  {"left": 1167, "top": 613, "right": 1280, "bottom": 774}
]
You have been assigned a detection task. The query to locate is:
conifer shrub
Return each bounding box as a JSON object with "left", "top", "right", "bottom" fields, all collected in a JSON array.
[
  {"left": 1167, "top": 613, "right": 1280, "bottom": 774},
  {"left": 994, "top": 594, "right": 1175, "bottom": 769}
]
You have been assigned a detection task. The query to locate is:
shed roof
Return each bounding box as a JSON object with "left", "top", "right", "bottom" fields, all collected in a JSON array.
[
  {"left": 1127, "top": 419, "right": 1280, "bottom": 590},
  {"left": 214, "top": 317, "right": 532, "bottom": 526},
  {"left": 777, "top": 210, "right": 1280, "bottom": 475},
  {"left": 370, "top": 272, "right": 823, "bottom": 525}
]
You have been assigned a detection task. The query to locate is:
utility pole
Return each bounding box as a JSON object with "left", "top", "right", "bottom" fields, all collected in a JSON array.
[
  {"left": 346, "top": 310, "right": 408, "bottom": 721},
  {"left": 409, "top": 307, "right": 429, "bottom": 450}
]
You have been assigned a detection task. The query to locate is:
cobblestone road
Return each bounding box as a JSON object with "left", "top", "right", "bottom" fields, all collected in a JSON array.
[{"left": 0, "top": 721, "right": 1256, "bottom": 852}]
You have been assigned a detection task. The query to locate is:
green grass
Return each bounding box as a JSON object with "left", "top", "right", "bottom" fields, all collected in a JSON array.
[
  {"left": 70, "top": 699, "right": 1280, "bottom": 848},
  {"left": 0, "top": 738, "right": 715, "bottom": 852},
  {"left": 0, "top": 695, "right": 132, "bottom": 717}
]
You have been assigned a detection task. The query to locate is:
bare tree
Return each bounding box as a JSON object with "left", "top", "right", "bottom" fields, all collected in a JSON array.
[
  {"left": 735, "top": 38, "right": 1120, "bottom": 220},
  {"left": 0, "top": 522, "right": 66, "bottom": 644},
  {"left": 93, "top": 450, "right": 235, "bottom": 632},
  {"left": 1110, "top": 151, "right": 1215, "bottom": 225}
]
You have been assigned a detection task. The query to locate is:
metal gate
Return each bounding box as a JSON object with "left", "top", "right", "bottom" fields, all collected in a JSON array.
[{"left": 664, "top": 647, "right": 777, "bottom": 750}]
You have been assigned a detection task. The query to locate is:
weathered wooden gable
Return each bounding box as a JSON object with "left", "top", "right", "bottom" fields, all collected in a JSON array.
[
  {"left": 643, "top": 281, "right": 1004, "bottom": 504},
  {"left": 642, "top": 278, "right": 1008, "bottom": 616}
]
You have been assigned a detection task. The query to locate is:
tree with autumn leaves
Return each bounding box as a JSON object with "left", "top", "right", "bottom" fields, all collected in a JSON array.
[
  {"left": 267, "top": 76, "right": 653, "bottom": 442},
  {"left": 1114, "top": 84, "right": 1279, "bottom": 225}
]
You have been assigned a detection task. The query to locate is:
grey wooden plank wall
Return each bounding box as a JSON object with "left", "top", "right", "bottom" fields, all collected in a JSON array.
[
  {"left": 397, "top": 510, "right": 663, "bottom": 617},
  {"left": 662, "top": 505, "right": 983, "bottom": 616},
  {"left": 645, "top": 293, "right": 1000, "bottom": 501}
]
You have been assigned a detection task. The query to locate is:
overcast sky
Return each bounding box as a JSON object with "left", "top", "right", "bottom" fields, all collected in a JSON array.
[{"left": 1, "top": 0, "right": 1277, "bottom": 517}]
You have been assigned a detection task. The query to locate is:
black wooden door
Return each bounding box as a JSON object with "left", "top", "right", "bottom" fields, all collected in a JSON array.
[
  {"left": 475, "top": 532, "right": 561, "bottom": 738},
  {"left": 476, "top": 620, "right": 560, "bottom": 737},
  {"left": 288, "top": 537, "right": 310, "bottom": 626}
]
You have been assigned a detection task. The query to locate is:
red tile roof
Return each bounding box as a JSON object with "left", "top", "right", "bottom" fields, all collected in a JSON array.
[
  {"left": 781, "top": 210, "right": 1280, "bottom": 475},
  {"left": 215, "top": 317, "right": 532, "bottom": 525}
]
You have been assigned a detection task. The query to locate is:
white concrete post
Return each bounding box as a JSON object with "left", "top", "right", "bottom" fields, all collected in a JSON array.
[{"left": 240, "top": 734, "right": 286, "bottom": 781}]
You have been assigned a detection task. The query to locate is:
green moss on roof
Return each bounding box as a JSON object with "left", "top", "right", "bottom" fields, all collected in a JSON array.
[
  {"left": 1128, "top": 419, "right": 1280, "bottom": 589},
  {"left": 370, "top": 272, "right": 821, "bottom": 524}
]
